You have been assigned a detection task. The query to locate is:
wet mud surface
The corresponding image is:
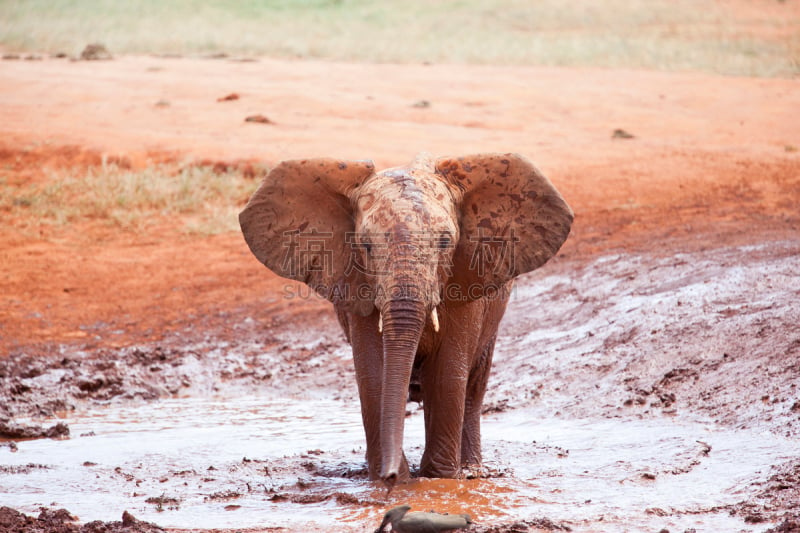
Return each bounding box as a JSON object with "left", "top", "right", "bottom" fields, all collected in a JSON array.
[
  {"left": 0, "top": 507, "right": 164, "bottom": 533},
  {"left": 1, "top": 53, "right": 799, "bottom": 532},
  {"left": 2, "top": 243, "right": 799, "bottom": 532}
]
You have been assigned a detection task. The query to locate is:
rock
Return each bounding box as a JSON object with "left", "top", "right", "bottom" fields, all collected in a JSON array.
[
  {"left": 244, "top": 114, "right": 274, "bottom": 124},
  {"left": 80, "top": 44, "right": 113, "bottom": 61},
  {"left": 375, "top": 505, "right": 471, "bottom": 533}
]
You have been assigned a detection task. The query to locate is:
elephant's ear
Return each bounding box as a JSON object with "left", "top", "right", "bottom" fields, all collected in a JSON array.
[
  {"left": 239, "top": 158, "right": 375, "bottom": 304},
  {"left": 436, "top": 153, "right": 573, "bottom": 301}
]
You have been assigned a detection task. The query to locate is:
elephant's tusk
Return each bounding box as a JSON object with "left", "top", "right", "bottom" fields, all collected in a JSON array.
[
  {"left": 431, "top": 307, "right": 440, "bottom": 332},
  {"left": 378, "top": 312, "right": 383, "bottom": 333}
]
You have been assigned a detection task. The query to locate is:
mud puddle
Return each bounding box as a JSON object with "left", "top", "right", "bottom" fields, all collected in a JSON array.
[
  {"left": 1, "top": 397, "right": 370, "bottom": 529},
  {"left": 2, "top": 241, "right": 799, "bottom": 531},
  {"left": 1, "top": 396, "right": 795, "bottom": 531}
]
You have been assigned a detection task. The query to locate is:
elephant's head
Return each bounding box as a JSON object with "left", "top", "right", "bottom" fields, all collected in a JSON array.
[{"left": 240, "top": 152, "right": 572, "bottom": 487}]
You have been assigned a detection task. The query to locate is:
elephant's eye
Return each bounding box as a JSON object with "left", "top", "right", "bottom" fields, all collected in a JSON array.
[
  {"left": 361, "top": 238, "right": 372, "bottom": 254},
  {"left": 437, "top": 233, "right": 452, "bottom": 250}
]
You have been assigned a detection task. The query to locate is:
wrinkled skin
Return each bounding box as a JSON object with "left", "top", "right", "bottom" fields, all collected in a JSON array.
[{"left": 240, "top": 153, "right": 572, "bottom": 489}]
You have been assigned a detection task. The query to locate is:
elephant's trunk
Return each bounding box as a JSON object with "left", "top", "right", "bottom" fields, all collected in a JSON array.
[{"left": 379, "top": 295, "right": 426, "bottom": 490}]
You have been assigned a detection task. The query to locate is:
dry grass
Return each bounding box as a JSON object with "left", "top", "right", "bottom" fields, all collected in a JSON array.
[
  {"left": 1, "top": 0, "right": 798, "bottom": 77},
  {"left": 0, "top": 161, "right": 263, "bottom": 235}
]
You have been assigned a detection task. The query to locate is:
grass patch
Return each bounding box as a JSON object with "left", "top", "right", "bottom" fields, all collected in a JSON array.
[
  {"left": 0, "top": 0, "right": 798, "bottom": 76},
  {"left": 0, "top": 161, "right": 263, "bottom": 236}
]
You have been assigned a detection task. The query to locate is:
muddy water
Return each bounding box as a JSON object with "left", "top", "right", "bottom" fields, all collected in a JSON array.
[
  {"left": 1, "top": 396, "right": 793, "bottom": 531},
  {"left": 2, "top": 242, "right": 798, "bottom": 531},
  {"left": 1, "top": 397, "right": 371, "bottom": 529}
]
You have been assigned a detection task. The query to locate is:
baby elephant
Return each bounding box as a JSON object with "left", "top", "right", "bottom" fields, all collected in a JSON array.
[
  {"left": 240, "top": 153, "right": 573, "bottom": 489},
  {"left": 375, "top": 505, "right": 472, "bottom": 533}
]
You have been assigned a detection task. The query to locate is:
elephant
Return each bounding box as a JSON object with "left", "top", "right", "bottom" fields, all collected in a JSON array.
[{"left": 239, "top": 152, "right": 572, "bottom": 490}]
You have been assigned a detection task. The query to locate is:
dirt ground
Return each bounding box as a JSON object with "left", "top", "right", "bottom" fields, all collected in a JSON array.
[{"left": 1, "top": 52, "right": 799, "bottom": 532}]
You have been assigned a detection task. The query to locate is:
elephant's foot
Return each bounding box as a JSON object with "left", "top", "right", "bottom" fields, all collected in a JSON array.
[
  {"left": 420, "top": 449, "right": 491, "bottom": 479},
  {"left": 419, "top": 464, "right": 462, "bottom": 479},
  {"left": 419, "top": 452, "right": 462, "bottom": 479},
  {"left": 460, "top": 440, "right": 482, "bottom": 469}
]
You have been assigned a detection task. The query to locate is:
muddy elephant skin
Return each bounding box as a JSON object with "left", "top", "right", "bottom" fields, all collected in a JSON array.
[{"left": 240, "top": 152, "right": 573, "bottom": 489}]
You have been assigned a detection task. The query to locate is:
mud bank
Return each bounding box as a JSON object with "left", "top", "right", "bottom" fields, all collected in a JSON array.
[
  {"left": 2, "top": 240, "right": 798, "bottom": 532},
  {"left": 0, "top": 507, "right": 164, "bottom": 533}
]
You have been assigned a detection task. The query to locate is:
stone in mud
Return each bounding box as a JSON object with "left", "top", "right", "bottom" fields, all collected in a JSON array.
[{"left": 459, "top": 516, "right": 572, "bottom": 532}]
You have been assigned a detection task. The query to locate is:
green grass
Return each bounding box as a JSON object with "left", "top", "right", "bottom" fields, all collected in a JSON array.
[
  {"left": 0, "top": 161, "right": 263, "bottom": 235},
  {"left": 1, "top": 0, "right": 798, "bottom": 76}
]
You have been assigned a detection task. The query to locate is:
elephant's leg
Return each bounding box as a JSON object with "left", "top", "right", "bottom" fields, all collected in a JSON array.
[
  {"left": 418, "top": 305, "right": 479, "bottom": 478},
  {"left": 346, "top": 309, "right": 409, "bottom": 481},
  {"left": 461, "top": 336, "right": 496, "bottom": 468},
  {"left": 419, "top": 354, "right": 469, "bottom": 478}
]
